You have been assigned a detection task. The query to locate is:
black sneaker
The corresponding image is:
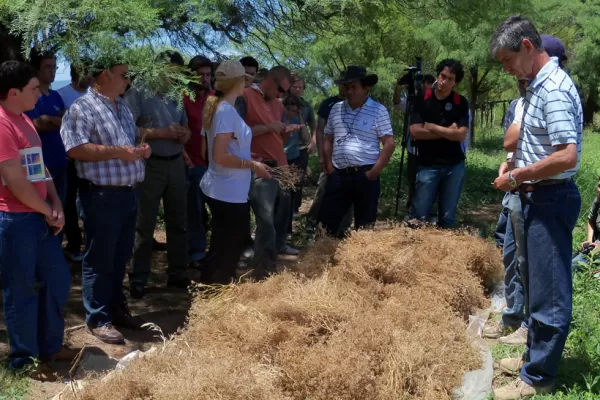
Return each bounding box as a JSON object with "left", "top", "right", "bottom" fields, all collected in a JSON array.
[
  {"left": 112, "top": 304, "right": 146, "bottom": 330},
  {"left": 167, "top": 277, "right": 191, "bottom": 290}
]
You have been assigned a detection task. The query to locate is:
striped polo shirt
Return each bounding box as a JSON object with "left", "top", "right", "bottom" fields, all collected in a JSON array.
[
  {"left": 516, "top": 57, "right": 582, "bottom": 181},
  {"left": 325, "top": 97, "right": 393, "bottom": 169}
]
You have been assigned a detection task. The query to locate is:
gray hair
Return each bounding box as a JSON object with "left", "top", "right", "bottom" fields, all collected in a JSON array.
[{"left": 489, "top": 15, "right": 543, "bottom": 59}]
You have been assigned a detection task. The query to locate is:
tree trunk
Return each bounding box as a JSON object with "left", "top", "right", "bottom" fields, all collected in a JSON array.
[
  {"left": 0, "top": 23, "right": 24, "bottom": 63},
  {"left": 584, "top": 85, "right": 598, "bottom": 127},
  {"left": 468, "top": 67, "right": 479, "bottom": 148}
]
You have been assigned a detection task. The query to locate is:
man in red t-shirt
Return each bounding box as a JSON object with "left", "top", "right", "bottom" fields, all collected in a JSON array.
[
  {"left": 0, "top": 61, "right": 73, "bottom": 380},
  {"left": 183, "top": 55, "right": 215, "bottom": 267}
]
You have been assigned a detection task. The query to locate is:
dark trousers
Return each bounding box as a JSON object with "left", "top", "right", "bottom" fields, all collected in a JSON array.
[
  {"left": 79, "top": 184, "right": 137, "bottom": 327},
  {"left": 318, "top": 166, "right": 380, "bottom": 238},
  {"left": 520, "top": 180, "right": 580, "bottom": 386},
  {"left": 0, "top": 212, "right": 70, "bottom": 370},
  {"left": 64, "top": 160, "right": 82, "bottom": 253},
  {"left": 405, "top": 152, "right": 418, "bottom": 212},
  {"left": 249, "top": 175, "right": 291, "bottom": 272},
  {"left": 187, "top": 165, "right": 208, "bottom": 263},
  {"left": 202, "top": 196, "right": 250, "bottom": 284},
  {"left": 130, "top": 156, "right": 188, "bottom": 290}
]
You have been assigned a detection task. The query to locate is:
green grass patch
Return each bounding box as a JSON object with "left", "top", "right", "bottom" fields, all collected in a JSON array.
[{"left": 0, "top": 364, "right": 29, "bottom": 400}]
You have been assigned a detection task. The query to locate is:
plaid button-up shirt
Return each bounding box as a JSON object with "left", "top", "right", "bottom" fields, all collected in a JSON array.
[{"left": 61, "top": 88, "right": 145, "bottom": 186}]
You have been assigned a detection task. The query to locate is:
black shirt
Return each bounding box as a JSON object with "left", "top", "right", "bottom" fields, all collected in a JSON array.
[
  {"left": 410, "top": 90, "right": 469, "bottom": 167},
  {"left": 317, "top": 95, "right": 343, "bottom": 121}
]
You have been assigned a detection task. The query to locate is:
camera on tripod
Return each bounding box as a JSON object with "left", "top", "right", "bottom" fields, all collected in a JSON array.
[{"left": 397, "top": 57, "right": 423, "bottom": 98}]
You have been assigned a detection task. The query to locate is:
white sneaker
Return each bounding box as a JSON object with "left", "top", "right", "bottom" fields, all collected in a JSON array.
[
  {"left": 241, "top": 247, "right": 254, "bottom": 260},
  {"left": 279, "top": 245, "right": 300, "bottom": 256},
  {"left": 499, "top": 327, "right": 528, "bottom": 346}
]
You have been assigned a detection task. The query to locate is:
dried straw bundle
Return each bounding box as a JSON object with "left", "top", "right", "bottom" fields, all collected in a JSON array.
[
  {"left": 271, "top": 164, "right": 303, "bottom": 190},
  {"left": 69, "top": 227, "right": 502, "bottom": 400}
]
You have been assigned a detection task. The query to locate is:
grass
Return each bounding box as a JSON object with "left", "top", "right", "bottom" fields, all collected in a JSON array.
[{"left": 0, "top": 366, "right": 29, "bottom": 400}]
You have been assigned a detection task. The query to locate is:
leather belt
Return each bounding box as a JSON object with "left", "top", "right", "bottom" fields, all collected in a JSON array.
[
  {"left": 150, "top": 153, "right": 182, "bottom": 161},
  {"left": 518, "top": 178, "right": 570, "bottom": 193},
  {"left": 79, "top": 180, "right": 137, "bottom": 191},
  {"left": 339, "top": 165, "right": 374, "bottom": 174}
]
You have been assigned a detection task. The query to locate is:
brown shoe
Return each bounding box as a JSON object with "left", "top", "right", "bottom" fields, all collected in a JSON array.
[
  {"left": 497, "top": 357, "right": 525, "bottom": 376},
  {"left": 87, "top": 323, "right": 125, "bottom": 345},
  {"left": 112, "top": 304, "right": 146, "bottom": 330},
  {"left": 28, "top": 362, "right": 59, "bottom": 382},
  {"left": 50, "top": 345, "right": 83, "bottom": 362}
]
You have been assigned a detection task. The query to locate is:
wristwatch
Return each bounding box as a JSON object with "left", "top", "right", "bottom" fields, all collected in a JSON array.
[{"left": 508, "top": 170, "right": 519, "bottom": 188}]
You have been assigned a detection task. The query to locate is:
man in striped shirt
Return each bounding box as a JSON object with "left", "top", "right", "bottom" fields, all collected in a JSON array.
[
  {"left": 61, "top": 61, "right": 151, "bottom": 345},
  {"left": 490, "top": 16, "right": 582, "bottom": 400},
  {"left": 318, "top": 66, "right": 395, "bottom": 237}
]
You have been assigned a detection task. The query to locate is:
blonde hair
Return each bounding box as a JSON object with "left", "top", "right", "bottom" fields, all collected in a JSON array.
[{"left": 203, "top": 76, "right": 246, "bottom": 130}]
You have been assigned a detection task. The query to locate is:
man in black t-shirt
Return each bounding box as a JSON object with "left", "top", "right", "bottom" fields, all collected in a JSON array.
[{"left": 409, "top": 59, "right": 469, "bottom": 228}]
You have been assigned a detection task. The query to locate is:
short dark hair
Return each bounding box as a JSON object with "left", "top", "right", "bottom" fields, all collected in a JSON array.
[
  {"left": 240, "top": 56, "right": 259, "bottom": 70},
  {"left": 0, "top": 61, "right": 37, "bottom": 100},
  {"left": 157, "top": 50, "right": 184, "bottom": 66},
  {"left": 268, "top": 65, "right": 292, "bottom": 82},
  {"left": 490, "top": 15, "right": 543, "bottom": 58},
  {"left": 436, "top": 59, "right": 465, "bottom": 84},
  {"left": 188, "top": 55, "right": 212, "bottom": 71},
  {"left": 283, "top": 94, "right": 301, "bottom": 108},
  {"left": 423, "top": 74, "right": 435, "bottom": 85},
  {"left": 29, "top": 48, "right": 55, "bottom": 70}
]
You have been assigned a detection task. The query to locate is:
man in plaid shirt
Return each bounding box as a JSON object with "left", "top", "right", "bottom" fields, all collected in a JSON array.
[{"left": 61, "top": 61, "right": 151, "bottom": 345}]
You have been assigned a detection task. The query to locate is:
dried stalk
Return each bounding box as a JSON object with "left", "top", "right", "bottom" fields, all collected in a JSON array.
[{"left": 271, "top": 164, "right": 303, "bottom": 190}]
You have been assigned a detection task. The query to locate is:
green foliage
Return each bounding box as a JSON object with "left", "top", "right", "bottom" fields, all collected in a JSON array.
[{"left": 0, "top": 364, "right": 28, "bottom": 400}]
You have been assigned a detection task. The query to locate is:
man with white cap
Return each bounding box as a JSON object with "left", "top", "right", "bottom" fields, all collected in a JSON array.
[{"left": 490, "top": 16, "right": 582, "bottom": 399}]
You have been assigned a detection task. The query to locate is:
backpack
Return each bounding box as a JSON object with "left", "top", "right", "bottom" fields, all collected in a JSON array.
[{"left": 423, "top": 88, "right": 461, "bottom": 105}]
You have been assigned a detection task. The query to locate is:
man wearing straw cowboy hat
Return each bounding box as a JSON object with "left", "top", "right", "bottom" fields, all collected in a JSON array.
[
  {"left": 61, "top": 59, "right": 151, "bottom": 345},
  {"left": 318, "top": 66, "right": 395, "bottom": 237}
]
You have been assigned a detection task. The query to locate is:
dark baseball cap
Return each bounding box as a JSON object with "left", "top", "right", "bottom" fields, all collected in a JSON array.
[{"left": 541, "top": 34, "right": 567, "bottom": 66}]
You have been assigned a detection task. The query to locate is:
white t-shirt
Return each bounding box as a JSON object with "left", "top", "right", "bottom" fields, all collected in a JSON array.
[
  {"left": 200, "top": 102, "right": 252, "bottom": 204},
  {"left": 506, "top": 98, "right": 525, "bottom": 161},
  {"left": 57, "top": 84, "right": 87, "bottom": 109}
]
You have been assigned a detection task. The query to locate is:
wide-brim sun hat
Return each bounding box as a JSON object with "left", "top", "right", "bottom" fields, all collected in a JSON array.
[{"left": 334, "top": 65, "right": 378, "bottom": 87}]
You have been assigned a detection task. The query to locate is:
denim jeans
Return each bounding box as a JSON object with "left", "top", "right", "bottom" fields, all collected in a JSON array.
[
  {"left": 0, "top": 212, "right": 70, "bottom": 369},
  {"left": 187, "top": 165, "right": 207, "bottom": 263},
  {"left": 502, "top": 193, "right": 528, "bottom": 329},
  {"left": 521, "top": 179, "right": 580, "bottom": 387},
  {"left": 48, "top": 163, "right": 68, "bottom": 245},
  {"left": 249, "top": 175, "right": 291, "bottom": 272},
  {"left": 79, "top": 184, "right": 138, "bottom": 327},
  {"left": 495, "top": 195, "right": 510, "bottom": 248},
  {"left": 307, "top": 172, "right": 353, "bottom": 235},
  {"left": 318, "top": 167, "right": 380, "bottom": 238},
  {"left": 412, "top": 161, "right": 465, "bottom": 228}
]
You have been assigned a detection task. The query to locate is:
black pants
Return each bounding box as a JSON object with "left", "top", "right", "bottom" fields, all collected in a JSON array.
[
  {"left": 203, "top": 196, "right": 250, "bottom": 285},
  {"left": 64, "top": 159, "right": 82, "bottom": 253},
  {"left": 318, "top": 166, "right": 380, "bottom": 238},
  {"left": 405, "top": 152, "right": 418, "bottom": 212}
]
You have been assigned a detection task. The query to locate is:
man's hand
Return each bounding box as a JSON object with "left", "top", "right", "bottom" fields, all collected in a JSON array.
[
  {"left": 581, "top": 241, "right": 600, "bottom": 251},
  {"left": 325, "top": 161, "right": 335, "bottom": 175},
  {"left": 182, "top": 150, "right": 194, "bottom": 168},
  {"left": 307, "top": 141, "right": 316, "bottom": 155},
  {"left": 498, "top": 162, "right": 509, "bottom": 177},
  {"left": 118, "top": 146, "right": 143, "bottom": 162},
  {"left": 493, "top": 172, "right": 512, "bottom": 191},
  {"left": 176, "top": 126, "right": 192, "bottom": 144},
  {"left": 136, "top": 143, "right": 151, "bottom": 159},
  {"left": 285, "top": 124, "right": 304, "bottom": 133},
  {"left": 268, "top": 121, "right": 286, "bottom": 134},
  {"left": 46, "top": 201, "right": 65, "bottom": 235},
  {"left": 365, "top": 169, "right": 378, "bottom": 181},
  {"left": 41, "top": 115, "right": 62, "bottom": 128}
]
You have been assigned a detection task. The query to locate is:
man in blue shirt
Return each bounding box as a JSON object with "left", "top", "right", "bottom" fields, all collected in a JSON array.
[
  {"left": 25, "top": 51, "right": 68, "bottom": 241},
  {"left": 490, "top": 17, "right": 582, "bottom": 399}
]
